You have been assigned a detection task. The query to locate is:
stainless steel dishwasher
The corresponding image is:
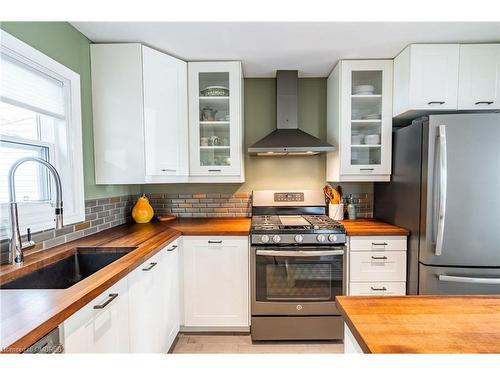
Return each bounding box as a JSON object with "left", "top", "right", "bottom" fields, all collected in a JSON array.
[{"left": 23, "top": 327, "right": 63, "bottom": 354}]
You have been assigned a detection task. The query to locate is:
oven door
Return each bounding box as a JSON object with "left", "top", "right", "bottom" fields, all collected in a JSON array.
[{"left": 251, "top": 245, "right": 345, "bottom": 316}]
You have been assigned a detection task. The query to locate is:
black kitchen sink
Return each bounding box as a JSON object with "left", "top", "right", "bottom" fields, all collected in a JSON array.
[{"left": 0, "top": 247, "right": 135, "bottom": 290}]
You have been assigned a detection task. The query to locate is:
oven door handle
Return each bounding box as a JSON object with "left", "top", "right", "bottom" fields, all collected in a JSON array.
[{"left": 256, "top": 249, "right": 344, "bottom": 257}]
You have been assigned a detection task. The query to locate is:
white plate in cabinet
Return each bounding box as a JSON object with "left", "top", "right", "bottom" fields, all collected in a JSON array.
[
  {"left": 350, "top": 251, "right": 407, "bottom": 282},
  {"left": 458, "top": 44, "right": 500, "bottom": 110},
  {"left": 349, "top": 282, "right": 406, "bottom": 296},
  {"left": 62, "top": 277, "right": 130, "bottom": 353},
  {"left": 350, "top": 236, "right": 407, "bottom": 251}
]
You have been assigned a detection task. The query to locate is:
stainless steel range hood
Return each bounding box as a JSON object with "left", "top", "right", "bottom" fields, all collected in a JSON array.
[{"left": 248, "top": 70, "right": 335, "bottom": 156}]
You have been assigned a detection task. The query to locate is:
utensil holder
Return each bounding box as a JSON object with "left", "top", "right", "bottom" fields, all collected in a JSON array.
[{"left": 328, "top": 203, "right": 344, "bottom": 220}]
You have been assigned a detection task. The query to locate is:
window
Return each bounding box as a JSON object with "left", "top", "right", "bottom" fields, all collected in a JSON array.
[{"left": 0, "top": 30, "right": 84, "bottom": 238}]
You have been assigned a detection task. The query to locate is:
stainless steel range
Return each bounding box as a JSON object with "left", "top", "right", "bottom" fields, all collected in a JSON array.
[{"left": 250, "top": 190, "right": 347, "bottom": 341}]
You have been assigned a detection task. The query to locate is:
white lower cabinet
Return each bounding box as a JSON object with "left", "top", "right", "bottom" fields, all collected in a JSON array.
[
  {"left": 128, "top": 248, "right": 165, "bottom": 353},
  {"left": 128, "top": 240, "right": 180, "bottom": 353},
  {"left": 182, "top": 236, "right": 249, "bottom": 329},
  {"left": 163, "top": 240, "right": 181, "bottom": 351},
  {"left": 348, "top": 236, "right": 407, "bottom": 296},
  {"left": 62, "top": 240, "right": 181, "bottom": 353},
  {"left": 63, "top": 277, "right": 130, "bottom": 353}
]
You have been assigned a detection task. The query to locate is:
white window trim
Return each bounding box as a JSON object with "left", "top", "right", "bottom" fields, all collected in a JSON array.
[{"left": 0, "top": 30, "right": 85, "bottom": 238}]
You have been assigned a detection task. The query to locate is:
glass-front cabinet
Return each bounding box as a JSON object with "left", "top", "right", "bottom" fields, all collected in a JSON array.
[
  {"left": 326, "top": 60, "right": 393, "bottom": 182},
  {"left": 188, "top": 62, "right": 244, "bottom": 180}
]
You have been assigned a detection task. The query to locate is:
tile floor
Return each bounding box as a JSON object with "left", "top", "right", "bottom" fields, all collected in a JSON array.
[{"left": 172, "top": 333, "right": 344, "bottom": 354}]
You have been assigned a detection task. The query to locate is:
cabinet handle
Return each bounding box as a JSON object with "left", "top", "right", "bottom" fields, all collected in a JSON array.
[
  {"left": 370, "top": 286, "right": 387, "bottom": 291},
  {"left": 93, "top": 293, "right": 118, "bottom": 309},
  {"left": 360, "top": 168, "right": 374, "bottom": 171},
  {"left": 161, "top": 169, "right": 176, "bottom": 172},
  {"left": 208, "top": 240, "right": 223, "bottom": 244},
  {"left": 208, "top": 169, "right": 222, "bottom": 172},
  {"left": 372, "top": 242, "right": 388, "bottom": 246},
  {"left": 427, "top": 101, "right": 445, "bottom": 105},
  {"left": 167, "top": 245, "right": 178, "bottom": 252},
  {"left": 474, "top": 101, "right": 493, "bottom": 105},
  {"left": 142, "top": 262, "right": 157, "bottom": 271},
  {"left": 371, "top": 256, "right": 388, "bottom": 260}
]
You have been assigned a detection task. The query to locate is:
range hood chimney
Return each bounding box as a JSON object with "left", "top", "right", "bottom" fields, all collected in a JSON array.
[{"left": 248, "top": 70, "right": 335, "bottom": 156}]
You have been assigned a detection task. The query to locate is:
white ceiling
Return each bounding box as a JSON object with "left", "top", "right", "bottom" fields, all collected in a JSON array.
[{"left": 71, "top": 22, "right": 500, "bottom": 77}]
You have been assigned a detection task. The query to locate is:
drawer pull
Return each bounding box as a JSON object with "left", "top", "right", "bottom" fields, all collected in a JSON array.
[
  {"left": 142, "top": 262, "right": 157, "bottom": 271},
  {"left": 167, "top": 245, "right": 178, "bottom": 252},
  {"left": 208, "top": 240, "right": 223, "bottom": 244},
  {"left": 161, "top": 169, "right": 176, "bottom": 172},
  {"left": 372, "top": 242, "right": 388, "bottom": 246},
  {"left": 427, "top": 101, "right": 445, "bottom": 105},
  {"left": 474, "top": 101, "right": 493, "bottom": 105},
  {"left": 370, "top": 286, "right": 387, "bottom": 291},
  {"left": 371, "top": 256, "right": 388, "bottom": 260},
  {"left": 93, "top": 293, "right": 118, "bottom": 309},
  {"left": 208, "top": 169, "right": 221, "bottom": 172},
  {"left": 360, "top": 168, "right": 374, "bottom": 171}
]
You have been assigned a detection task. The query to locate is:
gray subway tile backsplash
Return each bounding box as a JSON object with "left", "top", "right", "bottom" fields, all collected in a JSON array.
[{"left": 1, "top": 190, "right": 373, "bottom": 265}]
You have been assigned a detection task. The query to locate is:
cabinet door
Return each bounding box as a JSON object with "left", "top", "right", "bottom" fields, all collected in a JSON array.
[
  {"left": 458, "top": 44, "right": 500, "bottom": 110},
  {"left": 188, "top": 62, "right": 243, "bottom": 177},
  {"left": 410, "top": 44, "right": 459, "bottom": 110},
  {"left": 90, "top": 44, "right": 146, "bottom": 184},
  {"left": 340, "top": 60, "right": 393, "bottom": 177},
  {"left": 63, "top": 277, "right": 130, "bottom": 353},
  {"left": 128, "top": 250, "right": 164, "bottom": 353},
  {"left": 163, "top": 240, "right": 180, "bottom": 351},
  {"left": 143, "top": 46, "right": 189, "bottom": 178},
  {"left": 183, "top": 236, "right": 249, "bottom": 327}
]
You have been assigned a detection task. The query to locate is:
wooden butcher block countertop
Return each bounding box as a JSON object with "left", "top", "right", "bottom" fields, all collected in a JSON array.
[
  {"left": 167, "top": 217, "right": 251, "bottom": 236},
  {"left": 336, "top": 295, "right": 500, "bottom": 354},
  {"left": 340, "top": 219, "right": 409, "bottom": 236},
  {"left": 0, "top": 218, "right": 250, "bottom": 353}
]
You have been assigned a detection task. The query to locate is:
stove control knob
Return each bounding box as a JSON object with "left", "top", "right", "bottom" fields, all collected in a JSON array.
[
  {"left": 260, "top": 235, "right": 270, "bottom": 243},
  {"left": 294, "top": 235, "right": 304, "bottom": 243},
  {"left": 272, "top": 235, "right": 281, "bottom": 243},
  {"left": 328, "top": 234, "right": 338, "bottom": 242},
  {"left": 317, "top": 234, "right": 326, "bottom": 243}
]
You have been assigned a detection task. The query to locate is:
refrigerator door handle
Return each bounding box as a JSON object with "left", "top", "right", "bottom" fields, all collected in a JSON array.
[
  {"left": 438, "top": 275, "right": 500, "bottom": 285},
  {"left": 435, "top": 125, "right": 447, "bottom": 256}
]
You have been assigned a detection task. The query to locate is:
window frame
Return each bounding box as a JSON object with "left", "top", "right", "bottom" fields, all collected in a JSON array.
[
  {"left": 0, "top": 30, "right": 85, "bottom": 239},
  {"left": 0, "top": 134, "right": 56, "bottom": 202}
]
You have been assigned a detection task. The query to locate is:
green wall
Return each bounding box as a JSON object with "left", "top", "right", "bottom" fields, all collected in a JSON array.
[{"left": 0, "top": 22, "right": 139, "bottom": 200}]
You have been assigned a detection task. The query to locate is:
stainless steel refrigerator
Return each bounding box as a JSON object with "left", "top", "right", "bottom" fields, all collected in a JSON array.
[{"left": 375, "top": 113, "right": 500, "bottom": 295}]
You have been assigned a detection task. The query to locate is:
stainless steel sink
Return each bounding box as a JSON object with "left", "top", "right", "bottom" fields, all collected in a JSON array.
[{"left": 0, "top": 247, "right": 136, "bottom": 290}]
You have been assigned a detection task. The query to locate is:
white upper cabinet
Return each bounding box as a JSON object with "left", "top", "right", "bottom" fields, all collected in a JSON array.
[
  {"left": 143, "top": 47, "right": 189, "bottom": 181},
  {"left": 393, "top": 44, "right": 459, "bottom": 119},
  {"left": 188, "top": 62, "right": 245, "bottom": 182},
  {"left": 458, "top": 44, "right": 500, "bottom": 110},
  {"left": 91, "top": 44, "right": 188, "bottom": 184},
  {"left": 326, "top": 60, "right": 393, "bottom": 182},
  {"left": 393, "top": 43, "right": 500, "bottom": 121}
]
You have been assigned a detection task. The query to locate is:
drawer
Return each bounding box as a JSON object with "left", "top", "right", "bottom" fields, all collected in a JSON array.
[
  {"left": 349, "top": 282, "right": 406, "bottom": 296},
  {"left": 350, "top": 236, "right": 407, "bottom": 251},
  {"left": 350, "top": 251, "right": 406, "bottom": 282}
]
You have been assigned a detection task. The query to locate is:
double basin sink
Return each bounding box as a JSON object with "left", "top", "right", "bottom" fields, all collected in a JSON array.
[{"left": 0, "top": 247, "right": 136, "bottom": 290}]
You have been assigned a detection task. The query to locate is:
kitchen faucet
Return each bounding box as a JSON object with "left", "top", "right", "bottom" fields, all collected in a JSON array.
[{"left": 8, "top": 157, "right": 63, "bottom": 265}]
